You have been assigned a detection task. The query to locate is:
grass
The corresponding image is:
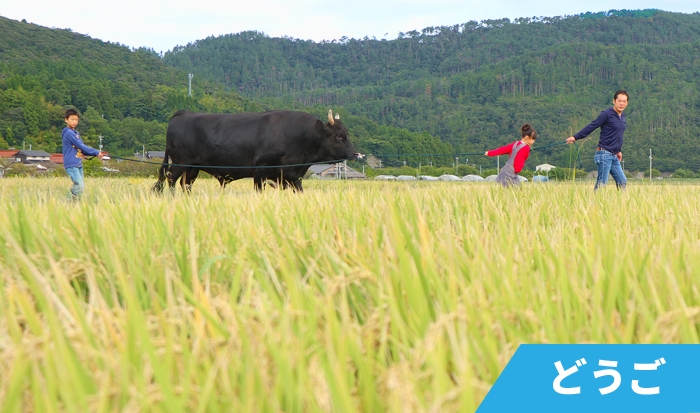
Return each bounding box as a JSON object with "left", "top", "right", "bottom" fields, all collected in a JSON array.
[{"left": 0, "top": 177, "right": 699, "bottom": 412}]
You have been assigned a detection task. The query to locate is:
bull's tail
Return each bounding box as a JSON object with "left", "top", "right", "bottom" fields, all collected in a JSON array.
[{"left": 151, "top": 149, "right": 169, "bottom": 193}]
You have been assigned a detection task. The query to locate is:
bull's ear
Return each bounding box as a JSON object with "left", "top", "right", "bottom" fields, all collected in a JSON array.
[{"left": 316, "top": 119, "right": 326, "bottom": 130}]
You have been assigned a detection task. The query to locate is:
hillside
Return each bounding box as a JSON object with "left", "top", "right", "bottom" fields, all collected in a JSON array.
[
  {"left": 0, "top": 17, "right": 253, "bottom": 157},
  {"left": 164, "top": 10, "right": 700, "bottom": 172},
  {"left": 0, "top": 17, "right": 448, "bottom": 162}
]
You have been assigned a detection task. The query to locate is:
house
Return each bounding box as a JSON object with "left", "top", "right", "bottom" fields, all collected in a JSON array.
[
  {"left": 50, "top": 154, "right": 64, "bottom": 165},
  {"left": 16, "top": 150, "right": 51, "bottom": 164},
  {"left": 309, "top": 163, "right": 366, "bottom": 180},
  {"left": 147, "top": 151, "right": 166, "bottom": 159},
  {"left": 308, "top": 164, "right": 332, "bottom": 177},
  {"left": 0, "top": 150, "right": 19, "bottom": 162},
  {"left": 134, "top": 151, "right": 165, "bottom": 160}
]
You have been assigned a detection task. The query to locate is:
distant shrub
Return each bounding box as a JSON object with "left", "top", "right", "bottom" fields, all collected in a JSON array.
[{"left": 672, "top": 168, "right": 697, "bottom": 179}]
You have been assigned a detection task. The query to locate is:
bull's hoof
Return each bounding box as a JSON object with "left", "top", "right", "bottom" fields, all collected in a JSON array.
[{"left": 151, "top": 181, "right": 165, "bottom": 193}]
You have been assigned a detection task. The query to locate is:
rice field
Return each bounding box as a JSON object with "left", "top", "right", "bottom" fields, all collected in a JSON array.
[{"left": 0, "top": 177, "right": 698, "bottom": 412}]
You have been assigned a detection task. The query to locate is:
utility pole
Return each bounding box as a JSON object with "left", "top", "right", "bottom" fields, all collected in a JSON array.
[
  {"left": 649, "top": 148, "right": 652, "bottom": 182},
  {"left": 188, "top": 73, "right": 194, "bottom": 97},
  {"left": 99, "top": 135, "right": 103, "bottom": 151},
  {"left": 143, "top": 144, "right": 146, "bottom": 160},
  {"left": 497, "top": 156, "right": 500, "bottom": 173},
  {"left": 344, "top": 160, "right": 347, "bottom": 180},
  {"left": 455, "top": 157, "right": 459, "bottom": 174}
]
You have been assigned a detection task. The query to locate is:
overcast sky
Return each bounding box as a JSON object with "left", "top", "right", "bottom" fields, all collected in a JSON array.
[{"left": 2, "top": 0, "right": 698, "bottom": 53}]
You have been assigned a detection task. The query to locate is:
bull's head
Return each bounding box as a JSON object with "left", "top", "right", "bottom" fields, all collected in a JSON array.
[{"left": 318, "top": 109, "right": 363, "bottom": 160}]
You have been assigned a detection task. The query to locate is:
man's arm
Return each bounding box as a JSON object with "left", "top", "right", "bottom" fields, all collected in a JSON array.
[{"left": 566, "top": 110, "right": 608, "bottom": 144}]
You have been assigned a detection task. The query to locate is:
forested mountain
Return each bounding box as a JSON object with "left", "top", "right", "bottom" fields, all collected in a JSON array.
[
  {"left": 164, "top": 10, "right": 700, "bottom": 172},
  {"left": 163, "top": 10, "right": 698, "bottom": 92},
  {"left": 0, "top": 16, "right": 448, "bottom": 162},
  {"left": 0, "top": 16, "right": 263, "bottom": 155},
  {"left": 2, "top": 10, "right": 700, "bottom": 172}
]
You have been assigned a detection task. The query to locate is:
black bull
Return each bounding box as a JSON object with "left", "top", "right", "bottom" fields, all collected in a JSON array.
[{"left": 151, "top": 109, "right": 362, "bottom": 193}]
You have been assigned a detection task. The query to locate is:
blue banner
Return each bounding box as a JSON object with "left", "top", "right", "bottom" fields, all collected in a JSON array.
[{"left": 477, "top": 344, "right": 700, "bottom": 413}]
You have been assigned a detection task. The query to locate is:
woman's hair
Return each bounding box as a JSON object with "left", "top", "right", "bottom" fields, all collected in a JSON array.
[{"left": 521, "top": 123, "right": 537, "bottom": 140}]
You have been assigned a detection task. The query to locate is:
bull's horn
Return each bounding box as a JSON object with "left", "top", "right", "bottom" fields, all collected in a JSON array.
[
  {"left": 334, "top": 114, "right": 340, "bottom": 120},
  {"left": 328, "top": 109, "right": 334, "bottom": 125}
]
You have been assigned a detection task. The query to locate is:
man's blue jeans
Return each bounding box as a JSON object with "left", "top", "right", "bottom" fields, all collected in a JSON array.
[
  {"left": 594, "top": 149, "right": 626, "bottom": 190},
  {"left": 65, "top": 166, "right": 85, "bottom": 199}
]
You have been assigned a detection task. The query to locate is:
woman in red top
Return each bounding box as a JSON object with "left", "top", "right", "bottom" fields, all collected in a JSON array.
[{"left": 484, "top": 124, "right": 537, "bottom": 187}]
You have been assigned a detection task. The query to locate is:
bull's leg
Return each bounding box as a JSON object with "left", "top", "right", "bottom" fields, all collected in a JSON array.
[
  {"left": 181, "top": 168, "right": 200, "bottom": 194},
  {"left": 151, "top": 150, "right": 170, "bottom": 194},
  {"left": 178, "top": 168, "right": 199, "bottom": 194},
  {"left": 167, "top": 166, "right": 188, "bottom": 192},
  {"left": 151, "top": 164, "right": 167, "bottom": 193},
  {"left": 253, "top": 173, "right": 265, "bottom": 192},
  {"left": 291, "top": 178, "right": 303, "bottom": 193}
]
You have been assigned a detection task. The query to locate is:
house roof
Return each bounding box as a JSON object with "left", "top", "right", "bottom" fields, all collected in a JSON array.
[
  {"left": 0, "top": 150, "right": 19, "bottom": 158},
  {"left": 536, "top": 163, "right": 556, "bottom": 172},
  {"left": 50, "top": 154, "right": 64, "bottom": 164},
  {"left": 18, "top": 150, "right": 52, "bottom": 157},
  {"left": 347, "top": 173, "right": 365, "bottom": 179},
  {"left": 310, "top": 163, "right": 366, "bottom": 178},
  {"left": 344, "top": 168, "right": 366, "bottom": 178},
  {"left": 147, "top": 151, "right": 166, "bottom": 158},
  {"left": 309, "top": 164, "right": 334, "bottom": 174},
  {"left": 39, "top": 161, "right": 59, "bottom": 168}
]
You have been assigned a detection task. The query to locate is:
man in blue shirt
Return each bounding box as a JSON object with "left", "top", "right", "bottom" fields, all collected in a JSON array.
[
  {"left": 62, "top": 109, "right": 105, "bottom": 199},
  {"left": 567, "top": 90, "right": 629, "bottom": 190}
]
